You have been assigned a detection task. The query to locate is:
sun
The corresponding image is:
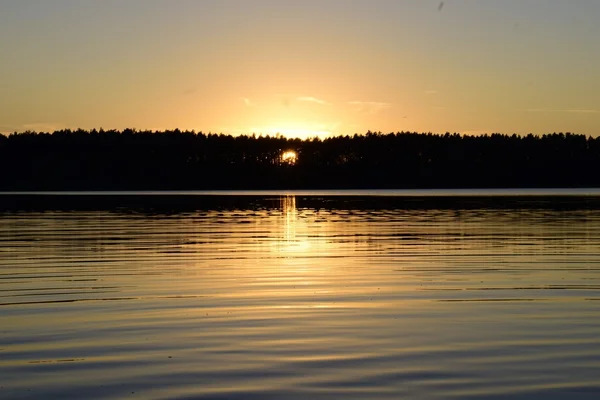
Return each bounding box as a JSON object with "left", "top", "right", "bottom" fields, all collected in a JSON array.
[{"left": 281, "top": 150, "right": 298, "bottom": 165}]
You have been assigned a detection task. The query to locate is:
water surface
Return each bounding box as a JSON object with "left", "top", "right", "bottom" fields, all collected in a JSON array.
[{"left": 1, "top": 192, "right": 600, "bottom": 399}]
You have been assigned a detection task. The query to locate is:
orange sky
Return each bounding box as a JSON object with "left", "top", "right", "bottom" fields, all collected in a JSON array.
[{"left": 1, "top": 0, "right": 599, "bottom": 138}]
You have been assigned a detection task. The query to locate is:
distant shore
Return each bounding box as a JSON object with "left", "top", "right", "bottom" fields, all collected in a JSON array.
[{"left": 2, "top": 129, "right": 599, "bottom": 190}]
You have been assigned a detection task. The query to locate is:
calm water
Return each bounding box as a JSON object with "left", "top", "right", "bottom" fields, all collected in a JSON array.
[{"left": 2, "top": 191, "right": 600, "bottom": 399}]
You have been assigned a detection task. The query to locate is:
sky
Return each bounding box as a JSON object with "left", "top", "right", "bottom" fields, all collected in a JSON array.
[{"left": 1, "top": 0, "right": 599, "bottom": 138}]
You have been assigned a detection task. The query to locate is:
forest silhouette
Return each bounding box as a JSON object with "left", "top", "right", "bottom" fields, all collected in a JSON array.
[{"left": 1, "top": 129, "right": 599, "bottom": 190}]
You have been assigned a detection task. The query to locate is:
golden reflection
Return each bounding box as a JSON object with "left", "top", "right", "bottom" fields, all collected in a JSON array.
[
  {"left": 282, "top": 195, "right": 297, "bottom": 243},
  {"left": 277, "top": 195, "right": 310, "bottom": 257},
  {"left": 277, "top": 195, "right": 311, "bottom": 255}
]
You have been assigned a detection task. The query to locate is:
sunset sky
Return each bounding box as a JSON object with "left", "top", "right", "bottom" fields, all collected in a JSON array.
[{"left": 1, "top": 0, "right": 599, "bottom": 138}]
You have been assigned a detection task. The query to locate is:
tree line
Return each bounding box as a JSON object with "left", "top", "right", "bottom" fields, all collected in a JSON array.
[{"left": 1, "top": 129, "right": 599, "bottom": 190}]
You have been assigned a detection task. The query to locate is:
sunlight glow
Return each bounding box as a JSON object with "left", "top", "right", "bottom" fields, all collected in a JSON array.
[
  {"left": 281, "top": 150, "right": 298, "bottom": 165},
  {"left": 273, "top": 128, "right": 332, "bottom": 139},
  {"left": 251, "top": 125, "right": 333, "bottom": 140}
]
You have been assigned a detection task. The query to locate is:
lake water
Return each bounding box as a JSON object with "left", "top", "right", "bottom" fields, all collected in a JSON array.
[{"left": 2, "top": 190, "right": 600, "bottom": 399}]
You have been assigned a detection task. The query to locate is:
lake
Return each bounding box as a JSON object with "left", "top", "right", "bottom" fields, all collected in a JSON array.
[{"left": 2, "top": 190, "right": 600, "bottom": 399}]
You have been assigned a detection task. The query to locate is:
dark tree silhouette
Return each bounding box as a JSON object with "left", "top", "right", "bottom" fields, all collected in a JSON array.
[{"left": 1, "top": 129, "right": 599, "bottom": 190}]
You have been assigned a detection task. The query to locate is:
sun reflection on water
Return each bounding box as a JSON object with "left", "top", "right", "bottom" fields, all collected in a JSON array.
[
  {"left": 282, "top": 195, "right": 296, "bottom": 241},
  {"left": 278, "top": 195, "right": 311, "bottom": 255}
]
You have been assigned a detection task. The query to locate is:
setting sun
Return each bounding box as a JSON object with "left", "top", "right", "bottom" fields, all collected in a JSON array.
[{"left": 281, "top": 150, "right": 298, "bottom": 165}]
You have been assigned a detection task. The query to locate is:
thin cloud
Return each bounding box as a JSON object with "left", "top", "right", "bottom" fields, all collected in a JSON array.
[
  {"left": 523, "top": 108, "right": 599, "bottom": 114},
  {"left": 242, "top": 97, "right": 256, "bottom": 107},
  {"left": 348, "top": 101, "right": 392, "bottom": 114},
  {"left": 523, "top": 108, "right": 549, "bottom": 113},
  {"left": 0, "top": 124, "right": 20, "bottom": 134},
  {"left": 296, "top": 96, "right": 332, "bottom": 106},
  {"left": 565, "top": 109, "right": 600, "bottom": 114},
  {"left": 21, "top": 122, "right": 66, "bottom": 132}
]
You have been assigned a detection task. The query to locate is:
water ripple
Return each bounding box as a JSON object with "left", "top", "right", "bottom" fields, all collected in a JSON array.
[{"left": 1, "top": 195, "right": 600, "bottom": 399}]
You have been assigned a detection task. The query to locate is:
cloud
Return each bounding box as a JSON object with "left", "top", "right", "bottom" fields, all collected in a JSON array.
[
  {"left": 242, "top": 97, "right": 256, "bottom": 107},
  {"left": 348, "top": 101, "right": 392, "bottom": 114},
  {"left": 523, "top": 108, "right": 549, "bottom": 113},
  {"left": 296, "top": 96, "right": 332, "bottom": 106},
  {"left": 565, "top": 109, "right": 600, "bottom": 114},
  {"left": 0, "top": 122, "right": 67, "bottom": 134},
  {"left": 523, "top": 108, "right": 600, "bottom": 114},
  {"left": 21, "top": 122, "right": 66, "bottom": 132},
  {"left": 0, "top": 124, "right": 20, "bottom": 134}
]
